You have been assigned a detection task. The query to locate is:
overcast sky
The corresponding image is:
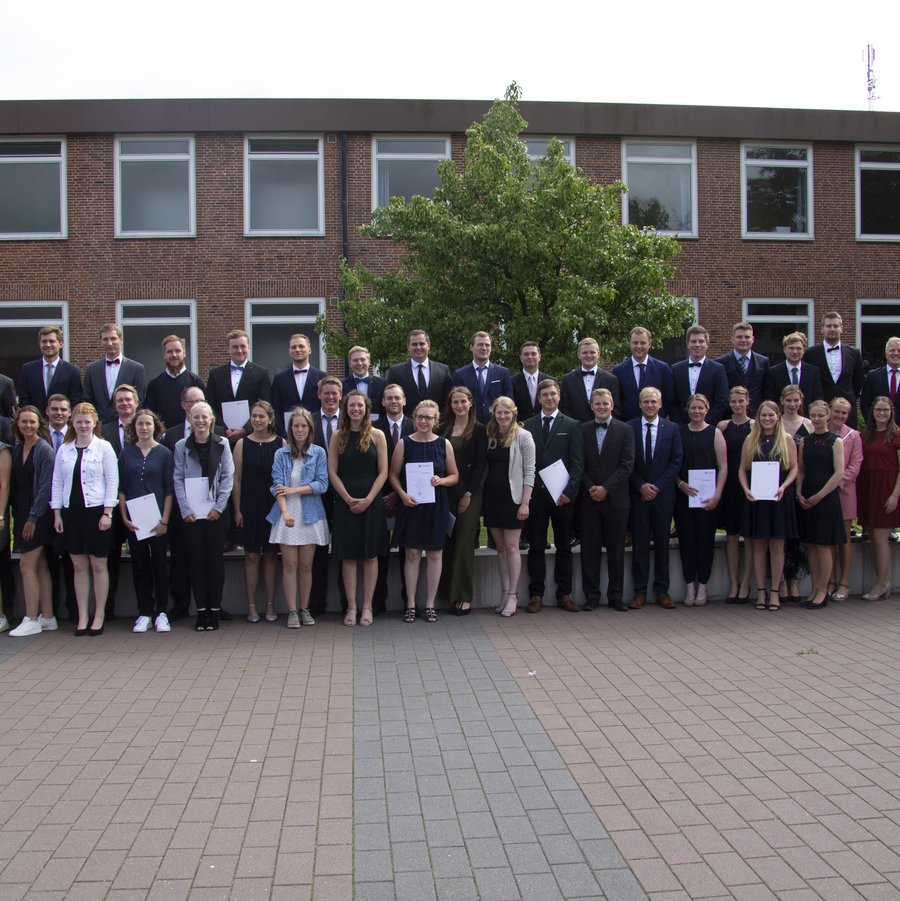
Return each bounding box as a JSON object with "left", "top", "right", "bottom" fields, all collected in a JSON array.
[{"left": 3, "top": 0, "right": 899, "bottom": 112}]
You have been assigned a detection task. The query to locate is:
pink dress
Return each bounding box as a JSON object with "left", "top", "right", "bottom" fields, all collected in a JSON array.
[{"left": 836, "top": 425, "right": 862, "bottom": 520}]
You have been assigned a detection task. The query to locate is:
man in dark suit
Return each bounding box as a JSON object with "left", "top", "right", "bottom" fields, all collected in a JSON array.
[
  {"left": 82, "top": 322, "right": 146, "bottom": 424},
  {"left": 715, "top": 321, "right": 769, "bottom": 416},
  {"left": 43, "top": 394, "right": 75, "bottom": 620},
  {"left": 0, "top": 373, "right": 15, "bottom": 418},
  {"left": 580, "top": 387, "right": 635, "bottom": 611},
  {"left": 18, "top": 324, "right": 82, "bottom": 411},
  {"left": 523, "top": 379, "right": 584, "bottom": 613},
  {"left": 144, "top": 334, "right": 205, "bottom": 428},
  {"left": 372, "top": 382, "right": 414, "bottom": 614},
  {"left": 342, "top": 345, "right": 387, "bottom": 419},
  {"left": 860, "top": 336, "right": 900, "bottom": 421},
  {"left": 804, "top": 311, "right": 865, "bottom": 422},
  {"left": 452, "top": 331, "right": 513, "bottom": 424},
  {"left": 206, "top": 328, "right": 272, "bottom": 444},
  {"left": 764, "top": 331, "right": 824, "bottom": 414},
  {"left": 271, "top": 332, "right": 326, "bottom": 435},
  {"left": 670, "top": 325, "right": 729, "bottom": 424},
  {"left": 385, "top": 329, "right": 453, "bottom": 417},
  {"left": 612, "top": 326, "right": 675, "bottom": 421},
  {"left": 559, "top": 337, "right": 621, "bottom": 422},
  {"left": 511, "top": 341, "right": 550, "bottom": 422},
  {"left": 629, "top": 387, "right": 683, "bottom": 609}
]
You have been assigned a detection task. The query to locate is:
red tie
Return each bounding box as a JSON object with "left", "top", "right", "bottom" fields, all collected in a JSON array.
[{"left": 891, "top": 369, "right": 898, "bottom": 402}]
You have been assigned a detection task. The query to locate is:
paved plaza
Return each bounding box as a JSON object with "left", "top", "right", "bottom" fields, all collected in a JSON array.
[{"left": 2, "top": 596, "right": 900, "bottom": 899}]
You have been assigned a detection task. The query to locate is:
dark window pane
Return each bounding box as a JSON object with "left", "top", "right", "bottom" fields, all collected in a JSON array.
[
  {"left": 122, "top": 324, "right": 192, "bottom": 381},
  {"left": 746, "top": 165, "right": 808, "bottom": 233},
  {"left": 626, "top": 143, "right": 692, "bottom": 159},
  {"left": 0, "top": 304, "right": 64, "bottom": 322},
  {"left": 377, "top": 159, "right": 442, "bottom": 205},
  {"left": 249, "top": 138, "right": 318, "bottom": 154},
  {"left": 746, "top": 302, "right": 810, "bottom": 317},
  {"left": 745, "top": 146, "right": 807, "bottom": 162},
  {"left": 120, "top": 139, "right": 190, "bottom": 155},
  {"left": 860, "top": 169, "right": 900, "bottom": 235},
  {"left": 861, "top": 321, "right": 900, "bottom": 372},
  {"left": 121, "top": 303, "right": 192, "bottom": 319},
  {"left": 249, "top": 302, "right": 321, "bottom": 318},
  {"left": 859, "top": 303, "right": 900, "bottom": 317},
  {"left": 746, "top": 320, "right": 811, "bottom": 363},
  {"left": 0, "top": 161, "right": 62, "bottom": 233},
  {"left": 376, "top": 139, "right": 446, "bottom": 155},
  {"left": 0, "top": 141, "right": 61, "bottom": 157},
  {"left": 860, "top": 149, "right": 900, "bottom": 164},
  {"left": 252, "top": 323, "right": 321, "bottom": 375},
  {"left": 627, "top": 161, "right": 692, "bottom": 232}
]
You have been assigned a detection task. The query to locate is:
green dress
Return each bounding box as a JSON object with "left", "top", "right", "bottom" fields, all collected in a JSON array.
[{"left": 331, "top": 432, "right": 389, "bottom": 560}]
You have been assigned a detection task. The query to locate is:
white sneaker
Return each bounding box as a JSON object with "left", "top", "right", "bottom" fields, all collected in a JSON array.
[
  {"left": 133, "top": 616, "right": 152, "bottom": 633},
  {"left": 155, "top": 613, "right": 171, "bottom": 633},
  {"left": 299, "top": 609, "right": 316, "bottom": 626},
  {"left": 37, "top": 615, "right": 58, "bottom": 631},
  {"left": 0, "top": 616, "right": 8, "bottom": 634},
  {"left": 9, "top": 616, "right": 41, "bottom": 637}
]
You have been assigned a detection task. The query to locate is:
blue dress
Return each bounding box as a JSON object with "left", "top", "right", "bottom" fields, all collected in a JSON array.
[{"left": 392, "top": 436, "right": 450, "bottom": 551}]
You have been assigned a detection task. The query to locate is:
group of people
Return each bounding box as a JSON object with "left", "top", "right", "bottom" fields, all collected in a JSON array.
[{"left": 0, "top": 313, "right": 898, "bottom": 636}]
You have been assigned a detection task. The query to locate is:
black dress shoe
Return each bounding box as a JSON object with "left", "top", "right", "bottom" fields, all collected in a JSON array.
[
  {"left": 608, "top": 601, "right": 629, "bottom": 612},
  {"left": 218, "top": 609, "right": 233, "bottom": 622},
  {"left": 518, "top": 539, "right": 530, "bottom": 550}
]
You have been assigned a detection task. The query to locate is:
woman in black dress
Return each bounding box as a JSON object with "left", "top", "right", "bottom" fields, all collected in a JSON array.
[
  {"left": 232, "top": 401, "right": 283, "bottom": 623},
  {"left": 675, "top": 394, "right": 727, "bottom": 606},
  {"left": 389, "top": 400, "right": 459, "bottom": 623},
  {"left": 0, "top": 438, "right": 10, "bottom": 633},
  {"left": 51, "top": 403, "right": 119, "bottom": 635},
  {"left": 717, "top": 387, "right": 752, "bottom": 603},
  {"left": 779, "top": 384, "right": 813, "bottom": 603},
  {"left": 8, "top": 407, "right": 55, "bottom": 637},
  {"left": 796, "top": 400, "right": 846, "bottom": 609}
]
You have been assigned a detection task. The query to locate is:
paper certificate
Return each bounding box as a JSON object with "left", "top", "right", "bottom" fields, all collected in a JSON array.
[
  {"left": 221, "top": 399, "right": 250, "bottom": 431},
  {"left": 406, "top": 462, "right": 435, "bottom": 504},
  {"left": 126, "top": 493, "right": 162, "bottom": 541},
  {"left": 750, "top": 461, "right": 780, "bottom": 501},
  {"left": 539, "top": 459, "right": 570, "bottom": 504},
  {"left": 185, "top": 477, "right": 215, "bottom": 519},
  {"left": 688, "top": 469, "right": 716, "bottom": 508}
]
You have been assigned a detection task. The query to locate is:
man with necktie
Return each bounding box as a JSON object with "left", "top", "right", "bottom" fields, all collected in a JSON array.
[
  {"left": 342, "top": 345, "right": 386, "bottom": 419},
  {"left": 612, "top": 326, "right": 674, "bottom": 421},
  {"left": 715, "top": 322, "right": 769, "bottom": 416},
  {"left": 17, "top": 324, "right": 82, "bottom": 411},
  {"left": 670, "top": 325, "right": 729, "bottom": 424},
  {"left": 764, "top": 331, "right": 824, "bottom": 415},
  {"left": 860, "top": 336, "right": 900, "bottom": 421},
  {"left": 452, "top": 331, "right": 513, "bottom": 424},
  {"left": 511, "top": 341, "right": 551, "bottom": 422},
  {"left": 271, "top": 332, "right": 326, "bottom": 434},
  {"left": 385, "top": 329, "right": 453, "bottom": 417}
]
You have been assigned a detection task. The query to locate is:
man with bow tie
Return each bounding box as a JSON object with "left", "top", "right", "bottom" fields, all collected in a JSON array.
[
  {"left": 342, "top": 345, "right": 386, "bottom": 419},
  {"left": 804, "top": 312, "right": 865, "bottom": 422},
  {"left": 271, "top": 332, "right": 327, "bottom": 435},
  {"left": 206, "top": 329, "right": 272, "bottom": 444},
  {"left": 559, "top": 338, "right": 621, "bottom": 423},
  {"left": 670, "top": 325, "right": 729, "bottom": 424},
  {"left": 82, "top": 322, "right": 146, "bottom": 424}
]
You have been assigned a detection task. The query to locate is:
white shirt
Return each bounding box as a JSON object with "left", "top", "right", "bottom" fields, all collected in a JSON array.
[
  {"left": 293, "top": 366, "right": 309, "bottom": 399},
  {"left": 230, "top": 363, "right": 245, "bottom": 396},
  {"left": 643, "top": 416, "right": 660, "bottom": 458},
  {"left": 522, "top": 371, "right": 539, "bottom": 406},
  {"left": 104, "top": 357, "right": 121, "bottom": 398},
  {"left": 411, "top": 359, "right": 430, "bottom": 388},
  {"left": 631, "top": 357, "right": 648, "bottom": 386},
  {"left": 165, "top": 366, "right": 187, "bottom": 379},
  {"left": 688, "top": 357, "right": 707, "bottom": 394}
]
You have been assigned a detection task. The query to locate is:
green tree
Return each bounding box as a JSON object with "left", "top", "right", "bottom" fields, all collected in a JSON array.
[{"left": 320, "top": 83, "right": 692, "bottom": 375}]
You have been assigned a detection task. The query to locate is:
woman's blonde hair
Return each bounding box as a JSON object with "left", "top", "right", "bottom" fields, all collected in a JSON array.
[
  {"left": 486, "top": 396, "right": 520, "bottom": 449},
  {"left": 287, "top": 407, "right": 315, "bottom": 458},
  {"left": 741, "top": 400, "right": 791, "bottom": 469}
]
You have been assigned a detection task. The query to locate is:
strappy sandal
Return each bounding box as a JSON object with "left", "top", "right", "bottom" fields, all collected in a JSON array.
[
  {"left": 500, "top": 592, "right": 518, "bottom": 617},
  {"left": 832, "top": 584, "right": 850, "bottom": 600},
  {"left": 755, "top": 590, "right": 768, "bottom": 610},
  {"left": 343, "top": 608, "right": 357, "bottom": 627},
  {"left": 768, "top": 590, "right": 780, "bottom": 612},
  {"left": 403, "top": 607, "right": 416, "bottom": 624},
  {"left": 424, "top": 607, "right": 438, "bottom": 623},
  {"left": 360, "top": 608, "right": 373, "bottom": 627},
  {"left": 453, "top": 601, "right": 471, "bottom": 616}
]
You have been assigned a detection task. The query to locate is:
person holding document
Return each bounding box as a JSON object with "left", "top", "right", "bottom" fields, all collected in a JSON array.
[
  {"left": 674, "top": 395, "right": 727, "bottom": 606},
  {"left": 483, "top": 396, "right": 535, "bottom": 617},
  {"left": 796, "top": 400, "right": 846, "bottom": 609},
  {"left": 51, "top": 403, "right": 119, "bottom": 636},
  {"left": 523, "top": 379, "right": 584, "bottom": 613},
  {"left": 389, "top": 400, "right": 459, "bottom": 623},
  {"left": 738, "top": 401, "right": 798, "bottom": 611},
  {"left": 118, "top": 409, "right": 175, "bottom": 633},
  {"left": 173, "top": 402, "right": 234, "bottom": 631}
]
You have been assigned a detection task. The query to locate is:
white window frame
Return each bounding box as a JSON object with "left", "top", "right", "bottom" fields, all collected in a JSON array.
[
  {"left": 245, "top": 297, "right": 326, "bottom": 370},
  {"left": 115, "top": 135, "right": 196, "bottom": 238},
  {"left": 371, "top": 135, "right": 450, "bottom": 210},
  {"left": 243, "top": 135, "right": 325, "bottom": 237},
  {"left": 115, "top": 299, "right": 198, "bottom": 373},
  {"left": 621, "top": 139, "right": 698, "bottom": 238},
  {"left": 856, "top": 299, "right": 900, "bottom": 348},
  {"left": 743, "top": 298, "right": 815, "bottom": 347},
  {"left": 856, "top": 145, "right": 900, "bottom": 242},
  {"left": 0, "top": 301, "right": 70, "bottom": 355},
  {"left": 523, "top": 137, "right": 576, "bottom": 166},
  {"left": 0, "top": 138, "right": 67, "bottom": 240},
  {"left": 740, "top": 142, "right": 813, "bottom": 240}
]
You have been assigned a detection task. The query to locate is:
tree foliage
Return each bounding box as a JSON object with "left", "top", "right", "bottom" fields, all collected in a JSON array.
[{"left": 320, "top": 83, "right": 693, "bottom": 375}]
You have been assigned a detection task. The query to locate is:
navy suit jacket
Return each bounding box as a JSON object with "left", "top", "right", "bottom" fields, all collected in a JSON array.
[
  {"left": 670, "top": 359, "right": 729, "bottom": 425},
  {"left": 629, "top": 416, "right": 683, "bottom": 498},
  {"left": 271, "top": 366, "right": 326, "bottom": 434},
  {"left": 342, "top": 374, "right": 387, "bottom": 418},
  {"left": 384, "top": 358, "right": 453, "bottom": 417},
  {"left": 804, "top": 343, "right": 865, "bottom": 421},
  {"left": 100, "top": 419, "right": 128, "bottom": 456},
  {"left": 612, "top": 356, "right": 674, "bottom": 422},
  {"left": 715, "top": 351, "right": 769, "bottom": 415},
  {"left": 83, "top": 356, "right": 147, "bottom": 424},
  {"left": 764, "top": 361, "right": 824, "bottom": 415},
  {"left": 0, "top": 374, "right": 16, "bottom": 418},
  {"left": 206, "top": 361, "right": 272, "bottom": 427},
  {"left": 559, "top": 368, "right": 621, "bottom": 422},
  {"left": 18, "top": 358, "right": 82, "bottom": 411},
  {"left": 511, "top": 371, "right": 551, "bottom": 422},
  {"left": 452, "top": 362, "right": 513, "bottom": 424},
  {"left": 860, "top": 366, "right": 900, "bottom": 421}
]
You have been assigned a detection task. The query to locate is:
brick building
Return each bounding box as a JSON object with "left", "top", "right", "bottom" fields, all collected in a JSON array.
[{"left": 0, "top": 97, "right": 898, "bottom": 385}]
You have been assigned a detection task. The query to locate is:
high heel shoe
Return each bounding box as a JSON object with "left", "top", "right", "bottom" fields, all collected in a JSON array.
[
  {"left": 768, "top": 590, "right": 780, "bottom": 612},
  {"left": 88, "top": 625, "right": 105, "bottom": 636},
  {"left": 452, "top": 601, "right": 471, "bottom": 616},
  {"left": 804, "top": 595, "right": 828, "bottom": 609},
  {"left": 500, "top": 592, "right": 518, "bottom": 617},
  {"left": 755, "top": 589, "right": 768, "bottom": 610},
  {"left": 862, "top": 583, "right": 892, "bottom": 601}
]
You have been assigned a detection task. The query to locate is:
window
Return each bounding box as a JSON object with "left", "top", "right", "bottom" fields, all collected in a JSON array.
[
  {"left": 246, "top": 299, "right": 325, "bottom": 376},
  {"left": 741, "top": 144, "right": 812, "bottom": 239},
  {"left": 116, "top": 137, "right": 195, "bottom": 237},
  {"left": 857, "top": 300, "right": 900, "bottom": 372},
  {"left": 0, "top": 304, "right": 68, "bottom": 388},
  {"left": 244, "top": 136, "right": 324, "bottom": 235},
  {"left": 743, "top": 300, "right": 813, "bottom": 364},
  {"left": 372, "top": 137, "right": 449, "bottom": 208},
  {"left": 654, "top": 299, "right": 699, "bottom": 365},
  {"left": 0, "top": 140, "right": 66, "bottom": 239},
  {"left": 116, "top": 301, "right": 197, "bottom": 380},
  {"left": 524, "top": 138, "right": 575, "bottom": 166},
  {"left": 857, "top": 147, "right": 900, "bottom": 240},
  {"left": 622, "top": 141, "right": 697, "bottom": 237}
]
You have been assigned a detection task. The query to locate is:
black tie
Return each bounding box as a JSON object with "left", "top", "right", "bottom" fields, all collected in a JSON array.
[
  {"left": 417, "top": 364, "right": 427, "bottom": 396},
  {"left": 638, "top": 363, "right": 646, "bottom": 389},
  {"left": 645, "top": 422, "right": 653, "bottom": 464},
  {"left": 542, "top": 415, "right": 551, "bottom": 444},
  {"left": 392, "top": 422, "right": 399, "bottom": 446},
  {"left": 325, "top": 416, "right": 334, "bottom": 447}
]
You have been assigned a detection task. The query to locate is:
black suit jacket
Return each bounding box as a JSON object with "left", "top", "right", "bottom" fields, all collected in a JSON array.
[
  {"left": 18, "top": 358, "right": 82, "bottom": 411},
  {"left": 715, "top": 351, "right": 769, "bottom": 415},
  {"left": 375, "top": 414, "right": 414, "bottom": 458},
  {"left": 764, "top": 361, "right": 824, "bottom": 415},
  {"left": 559, "top": 368, "right": 621, "bottom": 423},
  {"left": 0, "top": 374, "right": 16, "bottom": 418},
  {"left": 804, "top": 343, "right": 865, "bottom": 421},
  {"left": 342, "top": 374, "right": 387, "bottom": 418},
  {"left": 0, "top": 416, "right": 12, "bottom": 447},
  {"left": 101, "top": 420, "right": 128, "bottom": 457},
  {"left": 580, "top": 418, "right": 635, "bottom": 511},
  {"left": 271, "top": 365, "right": 326, "bottom": 434},
  {"left": 206, "top": 361, "right": 272, "bottom": 427},
  {"left": 670, "top": 359, "right": 729, "bottom": 424},
  {"left": 860, "top": 366, "right": 900, "bottom": 422},
  {"left": 384, "top": 358, "right": 453, "bottom": 417},
  {"left": 511, "top": 371, "right": 551, "bottom": 422},
  {"left": 83, "top": 356, "right": 146, "bottom": 423}
]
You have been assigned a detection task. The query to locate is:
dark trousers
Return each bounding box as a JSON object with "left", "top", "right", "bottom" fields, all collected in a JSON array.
[
  {"left": 105, "top": 511, "right": 128, "bottom": 617},
  {"left": 168, "top": 509, "right": 192, "bottom": 617},
  {"left": 127, "top": 532, "right": 170, "bottom": 617},
  {"left": 182, "top": 514, "right": 230, "bottom": 612},
  {"left": 631, "top": 492, "right": 675, "bottom": 595},
  {"left": 674, "top": 498, "right": 718, "bottom": 584},
  {"left": 0, "top": 534, "right": 15, "bottom": 614},
  {"left": 46, "top": 543, "right": 77, "bottom": 621},
  {"left": 527, "top": 491, "right": 574, "bottom": 598},
  {"left": 580, "top": 501, "right": 629, "bottom": 606}
]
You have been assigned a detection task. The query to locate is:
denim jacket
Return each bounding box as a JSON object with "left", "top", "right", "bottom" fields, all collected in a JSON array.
[{"left": 266, "top": 444, "right": 328, "bottom": 526}]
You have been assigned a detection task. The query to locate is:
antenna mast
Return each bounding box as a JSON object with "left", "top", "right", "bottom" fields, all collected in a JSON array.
[{"left": 865, "top": 44, "right": 878, "bottom": 110}]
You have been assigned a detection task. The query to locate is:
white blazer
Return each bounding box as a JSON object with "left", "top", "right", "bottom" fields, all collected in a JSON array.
[{"left": 51, "top": 436, "right": 119, "bottom": 509}]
